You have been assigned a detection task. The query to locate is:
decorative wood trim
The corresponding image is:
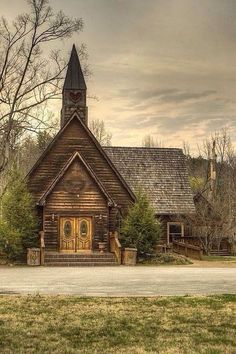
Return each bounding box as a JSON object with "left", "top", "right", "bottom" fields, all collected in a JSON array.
[
  {"left": 38, "top": 151, "right": 116, "bottom": 206},
  {"left": 57, "top": 213, "right": 61, "bottom": 252},
  {"left": 42, "top": 205, "right": 45, "bottom": 233},
  {"left": 59, "top": 215, "right": 93, "bottom": 252}
]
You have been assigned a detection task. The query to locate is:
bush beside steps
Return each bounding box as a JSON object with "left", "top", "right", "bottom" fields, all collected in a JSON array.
[{"left": 139, "top": 252, "right": 193, "bottom": 265}]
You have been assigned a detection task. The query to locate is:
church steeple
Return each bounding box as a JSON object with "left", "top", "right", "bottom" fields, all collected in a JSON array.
[{"left": 61, "top": 44, "right": 88, "bottom": 127}]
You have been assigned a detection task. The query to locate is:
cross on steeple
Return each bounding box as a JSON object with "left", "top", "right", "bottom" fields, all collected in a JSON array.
[{"left": 61, "top": 44, "right": 88, "bottom": 127}]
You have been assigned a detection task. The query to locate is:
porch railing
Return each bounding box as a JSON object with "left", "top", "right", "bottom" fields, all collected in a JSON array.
[
  {"left": 39, "top": 231, "right": 45, "bottom": 266},
  {"left": 173, "top": 235, "right": 232, "bottom": 255},
  {"left": 110, "top": 231, "right": 122, "bottom": 265},
  {"left": 172, "top": 240, "right": 203, "bottom": 260}
]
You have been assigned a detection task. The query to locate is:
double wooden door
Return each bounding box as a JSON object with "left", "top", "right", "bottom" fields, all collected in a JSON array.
[{"left": 60, "top": 217, "right": 92, "bottom": 251}]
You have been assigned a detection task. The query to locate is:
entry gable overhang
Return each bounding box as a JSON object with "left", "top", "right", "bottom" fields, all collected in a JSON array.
[
  {"left": 27, "top": 112, "right": 135, "bottom": 203},
  {"left": 38, "top": 151, "right": 117, "bottom": 207}
]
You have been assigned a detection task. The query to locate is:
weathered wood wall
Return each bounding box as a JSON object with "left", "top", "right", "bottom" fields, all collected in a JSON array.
[
  {"left": 43, "top": 157, "right": 109, "bottom": 250},
  {"left": 27, "top": 117, "right": 134, "bottom": 249},
  {"left": 157, "top": 215, "right": 192, "bottom": 244},
  {"left": 28, "top": 118, "right": 133, "bottom": 215}
]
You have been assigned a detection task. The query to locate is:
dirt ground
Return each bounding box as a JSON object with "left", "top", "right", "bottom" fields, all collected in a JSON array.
[
  {"left": 0, "top": 263, "right": 236, "bottom": 296},
  {"left": 189, "top": 259, "right": 236, "bottom": 267}
]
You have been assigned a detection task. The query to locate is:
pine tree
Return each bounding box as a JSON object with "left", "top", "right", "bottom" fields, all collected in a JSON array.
[
  {"left": 37, "top": 130, "right": 54, "bottom": 153},
  {"left": 121, "top": 189, "right": 161, "bottom": 256},
  {"left": 0, "top": 166, "right": 38, "bottom": 260}
]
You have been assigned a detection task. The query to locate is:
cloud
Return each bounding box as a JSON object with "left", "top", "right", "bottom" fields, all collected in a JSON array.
[
  {"left": 116, "top": 88, "right": 218, "bottom": 111},
  {"left": 105, "top": 88, "right": 236, "bottom": 152},
  {"left": 119, "top": 87, "right": 216, "bottom": 101}
]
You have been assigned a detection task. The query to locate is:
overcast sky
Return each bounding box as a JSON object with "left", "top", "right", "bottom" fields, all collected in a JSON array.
[{"left": 2, "top": 0, "right": 236, "bottom": 151}]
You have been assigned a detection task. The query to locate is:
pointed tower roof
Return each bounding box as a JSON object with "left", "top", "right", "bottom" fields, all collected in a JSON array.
[{"left": 63, "top": 44, "right": 87, "bottom": 91}]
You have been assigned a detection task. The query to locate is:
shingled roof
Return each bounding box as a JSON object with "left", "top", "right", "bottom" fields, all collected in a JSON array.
[{"left": 104, "top": 147, "right": 195, "bottom": 215}]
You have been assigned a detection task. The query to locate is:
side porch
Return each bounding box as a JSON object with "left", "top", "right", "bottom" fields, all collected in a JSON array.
[{"left": 156, "top": 214, "right": 234, "bottom": 259}]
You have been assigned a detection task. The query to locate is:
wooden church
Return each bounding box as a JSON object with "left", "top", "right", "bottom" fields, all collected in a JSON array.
[{"left": 27, "top": 45, "right": 195, "bottom": 265}]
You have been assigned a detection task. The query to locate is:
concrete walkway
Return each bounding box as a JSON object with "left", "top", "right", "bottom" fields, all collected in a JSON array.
[{"left": 0, "top": 266, "right": 236, "bottom": 296}]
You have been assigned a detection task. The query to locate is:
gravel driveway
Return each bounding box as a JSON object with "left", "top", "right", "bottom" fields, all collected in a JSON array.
[{"left": 0, "top": 265, "right": 236, "bottom": 296}]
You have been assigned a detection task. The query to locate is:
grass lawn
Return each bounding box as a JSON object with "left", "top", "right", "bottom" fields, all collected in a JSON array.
[{"left": 0, "top": 295, "right": 236, "bottom": 353}]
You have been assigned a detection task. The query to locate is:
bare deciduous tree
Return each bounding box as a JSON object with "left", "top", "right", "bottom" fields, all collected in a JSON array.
[
  {"left": 188, "top": 128, "right": 236, "bottom": 253},
  {"left": 89, "top": 118, "right": 112, "bottom": 146},
  {"left": 182, "top": 141, "right": 191, "bottom": 157},
  {"left": 0, "top": 0, "right": 85, "bottom": 173},
  {"left": 142, "top": 134, "right": 164, "bottom": 148}
]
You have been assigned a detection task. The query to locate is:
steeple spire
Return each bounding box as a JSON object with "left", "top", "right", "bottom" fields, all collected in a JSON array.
[
  {"left": 63, "top": 44, "right": 86, "bottom": 91},
  {"left": 61, "top": 44, "right": 88, "bottom": 127}
]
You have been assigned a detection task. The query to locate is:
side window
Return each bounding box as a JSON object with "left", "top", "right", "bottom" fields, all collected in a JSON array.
[{"left": 168, "top": 223, "right": 184, "bottom": 243}]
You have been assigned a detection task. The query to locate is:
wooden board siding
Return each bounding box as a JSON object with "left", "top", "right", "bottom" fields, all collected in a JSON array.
[
  {"left": 159, "top": 216, "right": 168, "bottom": 244},
  {"left": 43, "top": 157, "right": 109, "bottom": 250},
  {"left": 109, "top": 207, "right": 119, "bottom": 232},
  {"left": 158, "top": 215, "right": 192, "bottom": 245},
  {"left": 28, "top": 117, "right": 133, "bottom": 212}
]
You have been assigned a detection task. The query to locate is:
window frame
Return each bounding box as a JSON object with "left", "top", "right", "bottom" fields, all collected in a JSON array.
[{"left": 167, "top": 222, "right": 184, "bottom": 244}]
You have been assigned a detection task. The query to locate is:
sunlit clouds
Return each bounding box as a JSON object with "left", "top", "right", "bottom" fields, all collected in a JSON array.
[{"left": 2, "top": 0, "right": 236, "bottom": 151}]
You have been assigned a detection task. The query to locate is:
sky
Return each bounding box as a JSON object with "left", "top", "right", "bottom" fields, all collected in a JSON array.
[{"left": 2, "top": 0, "right": 236, "bottom": 151}]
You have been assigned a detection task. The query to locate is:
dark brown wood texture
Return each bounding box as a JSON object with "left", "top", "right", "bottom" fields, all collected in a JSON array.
[
  {"left": 159, "top": 215, "right": 192, "bottom": 245},
  {"left": 47, "top": 159, "right": 107, "bottom": 212},
  {"left": 28, "top": 117, "right": 133, "bottom": 205},
  {"left": 27, "top": 117, "right": 133, "bottom": 250},
  {"left": 44, "top": 157, "right": 109, "bottom": 250}
]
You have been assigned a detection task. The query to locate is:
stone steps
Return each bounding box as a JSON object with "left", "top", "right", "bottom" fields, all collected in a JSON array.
[
  {"left": 44, "top": 252, "right": 117, "bottom": 266},
  {"left": 45, "top": 262, "right": 117, "bottom": 267}
]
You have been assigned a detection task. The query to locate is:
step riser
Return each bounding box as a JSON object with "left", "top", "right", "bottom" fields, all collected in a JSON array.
[
  {"left": 44, "top": 255, "right": 115, "bottom": 258},
  {"left": 44, "top": 252, "right": 117, "bottom": 266},
  {"left": 45, "top": 254, "right": 114, "bottom": 257},
  {"left": 44, "top": 259, "right": 116, "bottom": 263},
  {"left": 45, "top": 263, "right": 118, "bottom": 267},
  {"left": 45, "top": 256, "right": 115, "bottom": 259},
  {"left": 44, "top": 257, "right": 115, "bottom": 261}
]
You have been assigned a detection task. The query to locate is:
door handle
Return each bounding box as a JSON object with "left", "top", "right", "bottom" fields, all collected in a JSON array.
[{"left": 75, "top": 233, "right": 78, "bottom": 252}]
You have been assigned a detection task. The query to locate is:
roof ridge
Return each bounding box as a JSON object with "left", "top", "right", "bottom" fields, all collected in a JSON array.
[{"left": 104, "top": 146, "right": 182, "bottom": 151}]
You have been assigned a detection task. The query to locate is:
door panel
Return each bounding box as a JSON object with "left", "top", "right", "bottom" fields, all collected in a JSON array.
[
  {"left": 60, "top": 217, "right": 92, "bottom": 251},
  {"left": 60, "top": 217, "right": 76, "bottom": 251},
  {"left": 78, "top": 217, "right": 92, "bottom": 250}
]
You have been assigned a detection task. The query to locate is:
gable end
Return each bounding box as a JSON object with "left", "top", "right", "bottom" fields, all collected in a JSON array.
[{"left": 38, "top": 151, "right": 116, "bottom": 207}]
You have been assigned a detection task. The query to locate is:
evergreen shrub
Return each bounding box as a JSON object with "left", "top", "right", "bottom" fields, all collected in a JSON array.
[
  {"left": 121, "top": 189, "right": 161, "bottom": 257},
  {"left": 0, "top": 167, "right": 38, "bottom": 261}
]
